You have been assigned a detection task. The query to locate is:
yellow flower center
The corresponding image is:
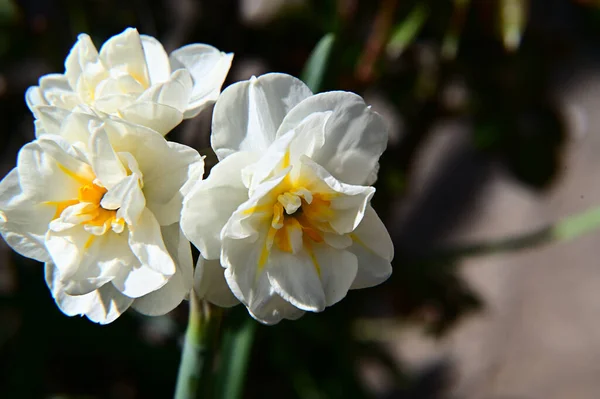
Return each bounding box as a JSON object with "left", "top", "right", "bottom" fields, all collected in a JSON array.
[
  {"left": 46, "top": 164, "right": 124, "bottom": 236},
  {"left": 242, "top": 152, "right": 341, "bottom": 275},
  {"left": 247, "top": 182, "right": 337, "bottom": 276}
]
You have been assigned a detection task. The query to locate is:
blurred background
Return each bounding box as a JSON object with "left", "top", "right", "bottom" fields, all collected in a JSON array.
[{"left": 2, "top": 0, "right": 600, "bottom": 398}]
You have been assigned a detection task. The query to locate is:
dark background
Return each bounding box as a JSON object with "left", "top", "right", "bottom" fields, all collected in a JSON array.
[{"left": 1, "top": 0, "right": 599, "bottom": 398}]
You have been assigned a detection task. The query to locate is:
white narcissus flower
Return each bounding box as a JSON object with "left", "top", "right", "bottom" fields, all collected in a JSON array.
[
  {"left": 27, "top": 27, "right": 233, "bottom": 135},
  {"left": 0, "top": 112, "right": 204, "bottom": 324},
  {"left": 181, "top": 73, "right": 393, "bottom": 324}
]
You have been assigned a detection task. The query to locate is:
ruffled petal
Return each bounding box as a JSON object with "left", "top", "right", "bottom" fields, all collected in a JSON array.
[
  {"left": 348, "top": 205, "right": 393, "bottom": 289},
  {"left": 59, "top": 231, "right": 134, "bottom": 295},
  {"left": 0, "top": 169, "right": 53, "bottom": 262},
  {"left": 181, "top": 151, "right": 257, "bottom": 259},
  {"left": 194, "top": 257, "right": 238, "bottom": 307},
  {"left": 132, "top": 224, "right": 194, "bottom": 315},
  {"left": 145, "top": 142, "right": 204, "bottom": 226},
  {"left": 278, "top": 91, "right": 388, "bottom": 186},
  {"left": 247, "top": 293, "right": 304, "bottom": 325},
  {"left": 84, "top": 283, "right": 134, "bottom": 324},
  {"left": 25, "top": 86, "right": 47, "bottom": 117},
  {"left": 64, "top": 33, "right": 102, "bottom": 90},
  {"left": 98, "top": 28, "right": 150, "bottom": 88},
  {"left": 38, "top": 74, "right": 79, "bottom": 110},
  {"left": 119, "top": 101, "right": 183, "bottom": 135},
  {"left": 169, "top": 43, "right": 233, "bottom": 118},
  {"left": 211, "top": 73, "right": 312, "bottom": 160},
  {"left": 128, "top": 208, "right": 176, "bottom": 276},
  {"left": 136, "top": 69, "right": 193, "bottom": 114},
  {"left": 106, "top": 174, "right": 146, "bottom": 226},
  {"left": 32, "top": 106, "right": 72, "bottom": 138},
  {"left": 266, "top": 249, "right": 326, "bottom": 312},
  {"left": 311, "top": 244, "right": 357, "bottom": 306},
  {"left": 89, "top": 127, "right": 128, "bottom": 189},
  {"left": 18, "top": 137, "right": 92, "bottom": 203},
  {"left": 140, "top": 34, "right": 171, "bottom": 85},
  {"left": 295, "top": 156, "right": 375, "bottom": 234}
]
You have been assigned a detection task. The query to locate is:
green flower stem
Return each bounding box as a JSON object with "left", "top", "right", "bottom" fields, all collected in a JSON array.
[
  {"left": 435, "top": 205, "right": 600, "bottom": 259},
  {"left": 214, "top": 317, "right": 257, "bottom": 399},
  {"left": 174, "top": 292, "right": 220, "bottom": 399}
]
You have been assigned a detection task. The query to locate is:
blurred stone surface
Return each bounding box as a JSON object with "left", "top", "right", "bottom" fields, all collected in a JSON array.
[
  {"left": 240, "top": 0, "right": 305, "bottom": 26},
  {"left": 388, "top": 63, "right": 600, "bottom": 399}
]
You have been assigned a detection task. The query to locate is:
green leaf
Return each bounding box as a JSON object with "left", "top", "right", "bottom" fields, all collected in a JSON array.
[
  {"left": 442, "top": 0, "right": 472, "bottom": 60},
  {"left": 214, "top": 312, "right": 257, "bottom": 399},
  {"left": 301, "top": 33, "right": 335, "bottom": 93},
  {"left": 553, "top": 205, "right": 600, "bottom": 242},
  {"left": 386, "top": 3, "right": 430, "bottom": 58},
  {"left": 499, "top": 0, "right": 529, "bottom": 52}
]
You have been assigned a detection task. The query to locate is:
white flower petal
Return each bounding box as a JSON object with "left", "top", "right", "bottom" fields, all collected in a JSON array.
[
  {"left": 195, "top": 257, "right": 238, "bottom": 307},
  {"left": 348, "top": 205, "right": 393, "bottom": 289},
  {"left": 101, "top": 117, "right": 193, "bottom": 188},
  {"left": 132, "top": 224, "right": 194, "bottom": 315},
  {"left": 64, "top": 33, "right": 102, "bottom": 90},
  {"left": 38, "top": 74, "right": 79, "bottom": 110},
  {"left": 140, "top": 35, "right": 172, "bottom": 85},
  {"left": 311, "top": 245, "right": 357, "bottom": 306},
  {"left": 18, "top": 138, "right": 90, "bottom": 203},
  {"left": 45, "top": 262, "right": 97, "bottom": 316},
  {"left": 84, "top": 282, "right": 134, "bottom": 324},
  {"left": 211, "top": 73, "right": 312, "bottom": 160},
  {"left": 169, "top": 44, "right": 233, "bottom": 117},
  {"left": 33, "top": 106, "right": 72, "bottom": 138},
  {"left": 105, "top": 175, "right": 145, "bottom": 225},
  {"left": 323, "top": 232, "right": 352, "bottom": 249},
  {"left": 141, "top": 141, "right": 203, "bottom": 226},
  {"left": 0, "top": 169, "right": 53, "bottom": 262},
  {"left": 26, "top": 86, "right": 46, "bottom": 117},
  {"left": 94, "top": 93, "right": 138, "bottom": 114},
  {"left": 222, "top": 229, "right": 269, "bottom": 306},
  {"left": 242, "top": 130, "right": 294, "bottom": 193},
  {"left": 145, "top": 152, "right": 203, "bottom": 226},
  {"left": 61, "top": 231, "right": 133, "bottom": 295},
  {"left": 181, "top": 151, "right": 257, "bottom": 259},
  {"left": 49, "top": 111, "right": 99, "bottom": 143},
  {"left": 111, "top": 262, "right": 167, "bottom": 298},
  {"left": 98, "top": 28, "right": 149, "bottom": 88},
  {"left": 278, "top": 91, "right": 388, "bottom": 185},
  {"left": 89, "top": 127, "right": 128, "bottom": 189},
  {"left": 137, "top": 69, "right": 193, "bottom": 114},
  {"left": 266, "top": 249, "right": 326, "bottom": 312},
  {"left": 129, "top": 208, "right": 176, "bottom": 276},
  {"left": 297, "top": 156, "right": 375, "bottom": 234},
  {"left": 48, "top": 202, "right": 95, "bottom": 232},
  {"left": 119, "top": 101, "right": 183, "bottom": 136},
  {"left": 247, "top": 293, "right": 304, "bottom": 325},
  {"left": 221, "top": 167, "right": 291, "bottom": 244}
]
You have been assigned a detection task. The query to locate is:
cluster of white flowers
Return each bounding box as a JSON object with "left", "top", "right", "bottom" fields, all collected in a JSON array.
[{"left": 0, "top": 28, "right": 393, "bottom": 325}]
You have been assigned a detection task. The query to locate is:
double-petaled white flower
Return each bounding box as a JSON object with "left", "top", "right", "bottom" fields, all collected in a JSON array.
[
  {"left": 182, "top": 73, "right": 394, "bottom": 324},
  {"left": 0, "top": 112, "right": 203, "bottom": 323},
  {"left": 27, "top": 28, "right": 233, "bottom": 135}
]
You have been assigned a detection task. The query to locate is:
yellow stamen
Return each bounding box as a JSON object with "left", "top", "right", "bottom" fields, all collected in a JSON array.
[{"left": 78, "top": 183, "right": 107, "bottom": 204}]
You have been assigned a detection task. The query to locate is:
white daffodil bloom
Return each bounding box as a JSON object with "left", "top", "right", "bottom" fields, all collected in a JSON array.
[
  {"left": 0, "top": 112, "right": 204, "bottom": 324},
  {"left": 182, "top": 73, "right": 393, "bottom": 324},
  {"left": 27, "top": 28, "right": 233, "bottom": 135}
]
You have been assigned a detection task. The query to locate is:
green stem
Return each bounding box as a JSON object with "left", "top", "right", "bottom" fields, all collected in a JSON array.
[
  {"left": 434, "top": 205, "right": 600, "bottom": 259},
  {"left": 215, "top": 316, "right": 257, "bottom": 399},
  {"left": 174, "top": 292, "right": 218, "bottom": 399}
]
